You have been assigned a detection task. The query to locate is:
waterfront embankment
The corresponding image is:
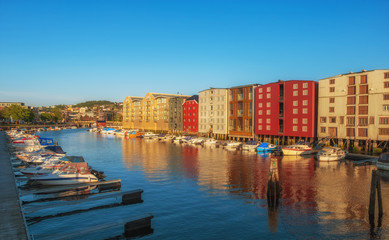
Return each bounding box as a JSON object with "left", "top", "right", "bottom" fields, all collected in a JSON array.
[{"left": 0, "top": 131, "right": 29, "bottom": 239}]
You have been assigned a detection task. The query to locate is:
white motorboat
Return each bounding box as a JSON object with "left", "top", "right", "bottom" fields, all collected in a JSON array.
[
  {"left": 190, "top": 137, "right": 205, "bottom": 145},
  {"left": 224, "top": 141, "right": 242, "bottom": 150},
  {"left": 30, "top": 162, "right": 98, "bottom": 185},
  {"left": 316, "top": 147, "right": 347, "bottom": 161},
  {"left": 377, "top": 152, "right": 389, "bottom": 171},
  {"left": 282, "top": 142, "right": 313, "bottom": 156},
  {"left": 144, "top": 132, "right": 158, "bottom": 139},
  {"left": 203, "top": 138, "right": 217, "bottom": 146},
  {"left": 242, "top": 141, "right": 260, "bottom": 151}
]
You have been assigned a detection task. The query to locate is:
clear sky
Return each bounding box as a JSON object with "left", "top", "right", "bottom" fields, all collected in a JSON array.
[{"left": 0, "top": 0, "right": 388, "bottom": 106}]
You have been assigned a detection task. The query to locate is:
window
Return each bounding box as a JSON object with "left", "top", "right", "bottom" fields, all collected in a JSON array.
[
  {"left": 266, "top": 118, "right": 271, "bottom": 124},
  {"left": 258, "top": 110, "right": 263, "bottom": 115},
  {"left": 330, "top": 79, "right": 335, "bottom": 84},
  {"left": 385, "top": 82, "right": 389, "bottom": 88},
  {"left": 329, "top": 98, "right": 335, "bottom": 103},
  {"left": 293, "top": 126, "right": 298, "bottom": 131},
  {"left": 320, "top": 117, "right": 326, "bottom": 123},
  {"left": 303, "top": 100, "right": 308, "bottom": 106},
  {"left": 359, "top": 85, "right": 368, "bottom": 94},
  {"left": 293, "top": 91, "right": 298, "bottom": 96},
  {"left": 267, "top": 93, "right": 271, "bottom": 98},
  {"left": 359, "top": 117, "right": 368, "bottom": 126},
  {"left": 303, "top": 83, "right": 308, "bottom": 88},
  {"left": 258, "top": 103, "right": 262, "bottom": 108},
  {"left": 348, "top": 86, "right": 356, "bottom": 95},
  {"left": 347, "top": 96, "right": 356, "bottom": 105},
  {"left": 358, "top": 128, "right": 368, "bottom": 137},
  {"left": 329, "top": 107, "right": 334, "bottom": 112},
  {"left": 267, "top": 87, "right": 271, "bottom": 92},
  {"left": 302, "top": 126, "right": 307, "bottom": 132},
  {"left": 293, "top": 109, "right": 298, "bottom": 114},
  {"left": 320, "top": 127, "right": 326, "bottom": 133},
  {"left": 293, "top": 84, "right": 298, "bottom": 89},
  {"left": 370, "top": 117, "right": 374, "bottom": 124},
  {"left": 266, "top": 110, "right": 271, "bottom": 115},
  {"left": 380, "top": 117, "right": 389, "bottom": 124},
  {"left": 349, "top": 76, "right": 355, "bottom": 85},
  {"left": 258, "top": 88, "right": 263, "bottom": 93},
  {"left": 293, "top": 118, "right": 298, "bottom": 124},
  {"left": 258, "top": 94, "right": 263, "bottom": 99},
  {"left": 258, "top": 125, "right": 262, "bottom": 130},
  {"left": 359, "top": 96, "right": 368, "bottom": 104},
  {"left": 302, "top": 118, "right": 307, "bottom": 124},
  {"left": 358, "top": 106, "right": 368, "bottom": 115},
  {"left": 330, "top": 117, "right": 336, "bottom": 123},
  {"left": 293, "top": 101, "right": 298, "bottom": 106},
  {"left": 266, "top": 102, "right": 271, "bottom": 107},
  {"left": 340, "top": 116, "right": 344, "bottom": 124},
  {"left": 258, "top": 118, "right": 262, "bottom": 123},
  {"left": 379, "top": 128, "right": 389, "bottom": 135},
  {"left": 347, "top": 117, "right": 355, "bottom": 126},
  {"left": 384, "top": 94, "right": 389, "bottom": 100},
  {"left": 385, "top": 72, "right": 389, "bottom": 79},
  {"left": 360, "top": 75, "right": 367, "bottom": 84},
  {"left": 303, "top": 90, "right": 308, "bottom": 95},
  {"left": 347, "top": 128, "right": 355, "bottom": 137},
  {"left": 385, "top": 105, "right": 389, "bottom": 111},
  {"left": 347, "top": 106, "right": 355, "bottom": 115},
  {"left": 266, "top": 125, "right": 271, "bottom": 130},
  {"left": 302, "top": 108, "right": 308, "bottom": 114},
  {"left": 329, "top": 87, "right": 335, "bottom": 92}
]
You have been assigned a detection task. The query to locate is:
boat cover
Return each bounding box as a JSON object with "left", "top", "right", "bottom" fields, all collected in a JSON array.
[
  {"left": 38, "top": 138, "right": 55, "bottom": 146},
  {"left": 44, "top": 146, "right": 66, "bottom": 154},
  {"left": 259, "top": 143, "right": 269, "bottom": 148},
  {"left": 61, "top": 156, "right": 85, "bottom": 163}
]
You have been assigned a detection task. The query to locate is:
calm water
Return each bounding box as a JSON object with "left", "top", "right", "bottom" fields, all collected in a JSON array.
[{"left": 22, "top": 129, "right": 389, "bottom": 239}]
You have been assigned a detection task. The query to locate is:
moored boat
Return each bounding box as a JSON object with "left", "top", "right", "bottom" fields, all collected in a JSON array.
[
  {"left": 316, "top": 147, "right": 347, "bottom": 161},
  {"left": 256, "top": 142, "right": 277, "bottom": 153},
  {"left": 282, "top": 142, "right": 313, "bottom": 156},
  {"left": 377, "top": 152, "right": 389, "bottom": 171},
  {"left": 30, "top": 162, "right": 99, "bottom": 185},
  {"left": 242, "top": 141, "right": 260, "bottom": 151}
]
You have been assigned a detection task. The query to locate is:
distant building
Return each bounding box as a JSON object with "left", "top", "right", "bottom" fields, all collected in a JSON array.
[
  {"left": 123, "top": 96, "right": 144, "bottom": 129},
  {"left": 318, "top": 69, "right": 389, "bottom": 148},
  {"left": 254, "top": 80, "right": 317, "bottom": 144},
  {"left": 183, "top": 95, "right": 199, "bottom": 133},
  {"left": 229, "top": 84, "right": 260, "bottom": 141},
  {"left": 169, "top": 96, "right": 188, "bottom": 133},
  {"left": 198, "top": 88, "right": 229, "bottom": 139},
  {"left": 122, "top": 93, "right": 190, "bottom": 132},
  {"left": 0, "top": 102, "right": 25, "bottom": 110}
]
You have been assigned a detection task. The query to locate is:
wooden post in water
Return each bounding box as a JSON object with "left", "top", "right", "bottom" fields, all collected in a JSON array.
[
  {"left": 267, "top": 157, "right": 280, "bottom": 208},
  {"left": 369, "top": 170, "right": 383, "bottom": 227}
]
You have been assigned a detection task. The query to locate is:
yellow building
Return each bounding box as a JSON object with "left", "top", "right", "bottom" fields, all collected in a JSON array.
[
  {"left": 123, "top": 93, "right": 190, "bottom": 132},
  {"left": 123, "top": 96, "right": 144, "bottom": 129},
  {"left": 318, "top": 69, "right": 389, "bottom": 148}
]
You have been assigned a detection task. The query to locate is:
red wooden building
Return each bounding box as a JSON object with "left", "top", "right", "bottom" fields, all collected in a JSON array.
[
  {"left": 183, "top": 95, "right": 199, "bottom": 133},
  {"left": 254, "top": 80, "right": 317, "bottom": 142}
]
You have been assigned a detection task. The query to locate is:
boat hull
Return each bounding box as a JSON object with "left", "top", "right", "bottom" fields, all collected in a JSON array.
[
  {"left": 31, "top": 174, "right": 98, "bottom": 185},
  {"left": 377, "top": 162, "right": 389, "bottom": 171},
  {"left": 282, "top": 148, "right": 313, "bottom": 156}
]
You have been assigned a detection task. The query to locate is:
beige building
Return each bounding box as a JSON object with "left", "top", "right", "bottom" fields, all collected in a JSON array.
[
  {"left": 123, "top": 96, "right": 144, "bottom": 129},
  {"left": 318, "top": 69, "right": 389, "bottom": 148},
  {"left": 198, "top": 88, "right": 229, "bottom": 139},
  {"left": 123, "top": 93, "right": 190, "bottom": 132}
]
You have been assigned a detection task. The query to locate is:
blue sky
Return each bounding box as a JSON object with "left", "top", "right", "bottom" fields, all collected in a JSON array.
[{"left": 0, "top": 0, "right": 388, "bottom": 106}]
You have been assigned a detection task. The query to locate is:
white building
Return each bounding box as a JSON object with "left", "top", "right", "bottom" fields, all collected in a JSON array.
[{"left": 198, "top": 88, "right": 229, "bottom": 139}]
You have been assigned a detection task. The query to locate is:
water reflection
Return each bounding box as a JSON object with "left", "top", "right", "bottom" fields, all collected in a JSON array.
[{"left": 121, "top": 138, "right": 389, "bottom": 237}]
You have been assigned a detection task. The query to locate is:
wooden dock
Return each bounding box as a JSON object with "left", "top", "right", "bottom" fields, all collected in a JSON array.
[{"left": 0, "top": 131, "right": 29, "bottom": 239}]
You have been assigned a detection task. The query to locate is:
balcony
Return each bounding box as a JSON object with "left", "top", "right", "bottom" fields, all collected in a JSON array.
[{"left": 238, "top": 109, "right": 244, "bottom": 116}]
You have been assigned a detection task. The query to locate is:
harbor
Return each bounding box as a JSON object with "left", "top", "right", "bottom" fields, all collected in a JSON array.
[{"left": 1, "top": 128, "right": 389, "bottom": 239}]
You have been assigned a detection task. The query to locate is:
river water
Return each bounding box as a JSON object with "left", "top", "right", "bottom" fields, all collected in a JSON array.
[{"left": 23, "top": 129, "right": 389, "bottom": 239}]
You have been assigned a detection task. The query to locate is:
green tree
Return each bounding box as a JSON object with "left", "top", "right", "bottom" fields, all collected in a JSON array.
[
  {"left": 21, "top": 109, "right": 35, "bottom": 123},
  {"left": 51, "top": 108, "right": 63, "bottom": 122},
  {"left": 4, "top": 105, "right": 25, "bottom": 123},
  {"left": 40, "top": 113, "right": 53, "bottom": 122},
  {"left": 0, "top": 109, "right": 5, "bottom": 120}
]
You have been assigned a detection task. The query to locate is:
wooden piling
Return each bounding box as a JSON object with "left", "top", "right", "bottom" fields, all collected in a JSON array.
[
  {"left": 369, "top": 170, "right": 383, "bottom": 226},
  {"left": 267, "top": 158, "right": 280, "bottom": 208},
  {"left": 124, "top": 214, "right": 154, "bottom": 237}
]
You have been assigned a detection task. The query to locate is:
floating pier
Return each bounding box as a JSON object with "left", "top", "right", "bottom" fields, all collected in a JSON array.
[{"left": 0, "top": 131, "right": 29, "bottom": 239}]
